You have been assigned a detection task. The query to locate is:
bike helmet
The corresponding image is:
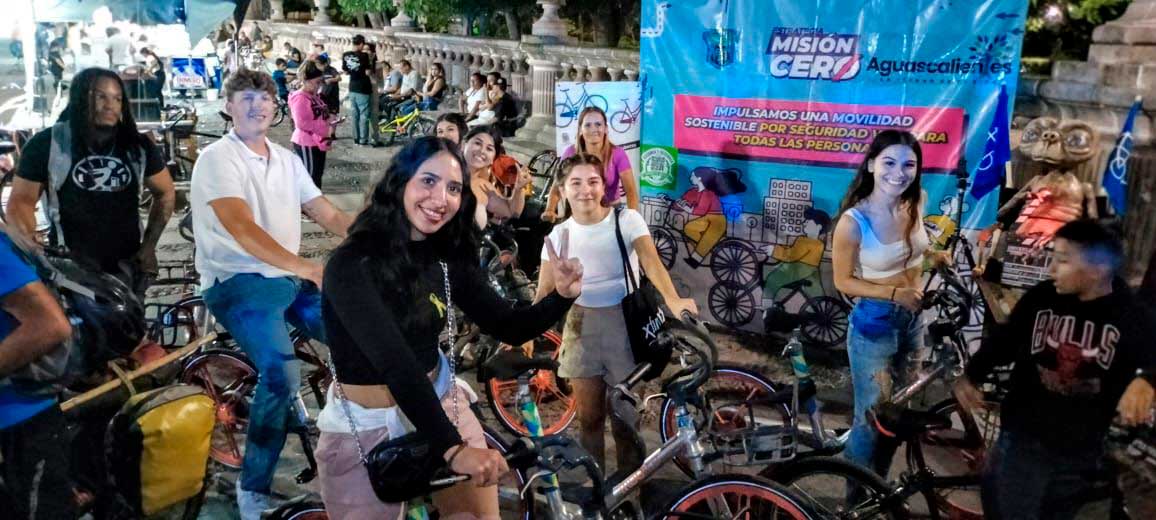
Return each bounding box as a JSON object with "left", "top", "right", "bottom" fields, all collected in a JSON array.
[{"left": 43, "top": 254, "right": 147, "bottom": 370}]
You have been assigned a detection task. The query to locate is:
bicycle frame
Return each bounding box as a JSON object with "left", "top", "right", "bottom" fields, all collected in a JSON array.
[{"left": 381, "top": 106, "right": 422, "bottom": 133}]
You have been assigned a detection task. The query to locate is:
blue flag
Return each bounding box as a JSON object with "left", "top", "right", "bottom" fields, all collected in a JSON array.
[
  {"left": 1103, "top": 97, "right": 1141, "bottom": 216},
  {"left": 968, "top": 84, "right": 1011, "bottom": 200}
]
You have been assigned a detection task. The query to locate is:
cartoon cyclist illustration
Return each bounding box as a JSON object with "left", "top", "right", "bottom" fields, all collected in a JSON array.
[
  {"left": 760, "top": 207, "right": 832, "bottom": 309},
  {"left": 677, "top": 166, "right": 747, "bottom": 268},
  {"left": 924, "top": 195, "right": 969, "bottom": 248}
]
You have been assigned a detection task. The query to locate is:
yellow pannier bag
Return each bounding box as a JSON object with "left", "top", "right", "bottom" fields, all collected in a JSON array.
[{"left": 106, "top": 384, "right": 215, "bottom": 516}]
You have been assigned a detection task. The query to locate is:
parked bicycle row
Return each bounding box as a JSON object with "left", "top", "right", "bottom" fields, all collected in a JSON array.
[{"left": 1, "top": 57, "right": 1154, "bottom": 520}]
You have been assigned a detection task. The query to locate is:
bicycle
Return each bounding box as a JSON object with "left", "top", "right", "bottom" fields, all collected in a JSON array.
[
  {"left": 608, "top": 97, "right": 642, "bottom": 134},
  {"left": 454, "top": 229, "right": 578, "bottom": 438},
  {"left": 646, "top": 195, "right": 761, "bottom": 328},
  {"left": 377, "top": 102, "right": 434, "bottom": 145},
  {"left": 496, "top": 312, "right": 820, "bottom": 519},
  {"left": 763, "top": 266, "right": 1004, "bottom": 519},
  {"left": 760, "top": 259, "right": 851, "bottom": 349},
  {"left": 554, "top": 84, "right": 609, "bottom": 128}
]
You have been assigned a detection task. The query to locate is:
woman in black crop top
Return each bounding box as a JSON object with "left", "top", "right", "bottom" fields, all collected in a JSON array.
[{"left": 315, "top": 137, "right": 583, "bottom": 518}]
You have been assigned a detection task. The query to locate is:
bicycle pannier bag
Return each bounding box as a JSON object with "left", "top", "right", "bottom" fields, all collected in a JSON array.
[{"left": 106, "top": 384, "right": 215, "bottom": 516}]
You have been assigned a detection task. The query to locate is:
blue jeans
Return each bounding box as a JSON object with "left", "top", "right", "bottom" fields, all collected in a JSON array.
[
  {"left": 349, "top": 92, "right": 371, "bottom": 143},
  {"left": 202, "top": 274, "right": 327, "bottom": 494},
  {"left": 981, "top": 429, "right": 1101, "bottom": 519},
  {"left": 844, "top": 298, "right": 923, "bottom": 477},
  {"left": 398, "top": 97, "right": 440, "bottom": 116}
]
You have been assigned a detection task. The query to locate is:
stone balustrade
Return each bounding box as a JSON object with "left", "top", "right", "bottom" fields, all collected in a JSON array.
[{"left": 255, "top": 21, "right": 639, "bottom": 145}]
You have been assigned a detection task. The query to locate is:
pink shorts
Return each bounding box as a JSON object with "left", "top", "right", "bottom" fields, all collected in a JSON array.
[{"left": 314, "top": 385, "right": 486, "bottom": 519}]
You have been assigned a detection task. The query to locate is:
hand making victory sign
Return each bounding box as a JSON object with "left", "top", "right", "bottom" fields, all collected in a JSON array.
[{"left": 544, "top": 229, "right": 584, "bottom": 299}]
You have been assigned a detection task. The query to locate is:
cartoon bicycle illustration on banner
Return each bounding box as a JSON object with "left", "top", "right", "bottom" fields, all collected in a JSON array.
[
  {"left": 554, "top": 83, "right": 609, "bottom": 127},
  {"left": 610, "top": 97, "right": 643, "bottom": 134},
  {"left": 644, "top": 170, "right": 849, "bottom": 346}
]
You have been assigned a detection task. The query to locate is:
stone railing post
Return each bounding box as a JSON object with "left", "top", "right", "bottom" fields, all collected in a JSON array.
[
  {"left": 311, "top": 0, "right": 331, "bottom": 25},
  {"left": 605, "top": 67, "right": 622, "bottom": 81},
  {"left": 573, "top": 64, "right": 588, "bottom": 83},
  {"left": 512, "top": 60, "right": 530, "bottom": 100},
  {"left": 525, "top": 0, "right": 573, "bottom": 45},
  {"left": 526, "top": 58, "right": 561, "bottom": 141},
  {"left": 270, "top": 0, "right": 285, "bottom": 21},
  {"left": 391, "top": 0, "right": 415, "bottom": 28}
]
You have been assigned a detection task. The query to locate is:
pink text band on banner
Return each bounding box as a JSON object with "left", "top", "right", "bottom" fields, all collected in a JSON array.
[{"left": 673, "top": 94, "right": 966, "bottom": 172}]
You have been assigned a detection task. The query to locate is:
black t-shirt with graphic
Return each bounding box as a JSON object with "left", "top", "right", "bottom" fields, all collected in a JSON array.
[
  {"left": 341, "top": 51, "right": 374, "bottom": 95},
  {"left": 17, "top": 128, "right": 165, "bottom": 273},
  {"left": 320, "top": 65, "right": 341, "bottom": 113},
  {"left": 967, "top": 279, "right": 1156, "bottom": 454}
]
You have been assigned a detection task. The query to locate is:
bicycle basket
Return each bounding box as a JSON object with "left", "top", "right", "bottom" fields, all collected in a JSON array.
[{"left": 709, "top": 422, "right": 798, "bottom": 465}]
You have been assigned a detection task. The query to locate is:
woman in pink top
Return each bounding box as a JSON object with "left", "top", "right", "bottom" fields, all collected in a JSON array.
[
  {"left": 289, "top": 61, "right": 342, "bottom": 188},
  {"left": 543, "top": 107, "right": 637, "bottom": 222}
]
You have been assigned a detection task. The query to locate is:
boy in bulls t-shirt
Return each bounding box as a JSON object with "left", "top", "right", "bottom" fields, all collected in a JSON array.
[{"left": 956, "top": 219, "right": 1156, "bottom": 519}]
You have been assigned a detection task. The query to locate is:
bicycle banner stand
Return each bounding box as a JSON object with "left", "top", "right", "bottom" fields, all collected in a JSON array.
[
  {"left": 554, "top": 81, "right": 642, "bottom": 175},
  {"left": 61, "top": 332, "right": 217, "bottom": 412},
  {"left": 638, "top": 0, "right": 1030, "bottom": 335}
]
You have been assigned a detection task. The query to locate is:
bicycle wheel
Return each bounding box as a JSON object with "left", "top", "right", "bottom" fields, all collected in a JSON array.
[
  {"left": 662, "top": 473, "right": 818, "bottom": 519},
  {"left": 528, "top": 150, "right": 558, "bottom": 178},
  {"left": 651, "top": 228, "right": 677, "bottom": 270},
  {"left": 708, "top": 283, "right": 756, "bottom": 328},
  {"left": 610, "top": 110, "right": 632, "bottom": 134},
  {"left": 481, "top": 426, "right": 535, "bottom": 520},
  {"left": 799, "top": 296, "right": 850, "bottom": 349},
  {"left": 409, "top": 117, "right": 435, "bottom": 141},
  {"left": 179, "top": 348, "right": 257, "bottom": 468},
  {"left": 710, "top": 239, "right": 759, "bottom": 289},
  {"left": 659, "top": 364, "right": 790, "bottom": 477},
  {"left": 555, "top": 103, "right": 576, "bottom": 127},
  {"left": 586, "top": 94, "right": 609, "bottom": 114},
  {"left": 485, "top": 330, "right": 576, "bottom": 437},
  {"left": 906, "top": 398, "right": 1000, "bottom": 519},
  {"left": 263, "top": 499, "right": 328, "bottom": 519},
  {"left": 764, "top": 456, "right": 903, "bottom": 519},
  {"left": 272, "top": 104, "right": 287, "bottom": 127}
]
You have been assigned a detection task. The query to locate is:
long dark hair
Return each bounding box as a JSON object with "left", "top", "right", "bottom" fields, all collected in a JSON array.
[
  {"left": 691, "top": 166, "right": 746, "bottom": 196},
  {"left": 463, "top": 125, "right": 505, "bottom": 161},
  {"left": 59, "top": 68, "right": 148, "bottom": 163},
  {"left": 839, "top": 129, "right": 924, "bottom": 266},
  {"left": 433, "top": 112, "right": 467, "bottom": 143},
  {"left": 338, "top": 137, "right": 479, "bottom": 312}
]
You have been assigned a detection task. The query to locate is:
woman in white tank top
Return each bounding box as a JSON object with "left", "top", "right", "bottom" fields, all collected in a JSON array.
[{"left": 830, "top": 130, "right": 950, "bottom": 479}]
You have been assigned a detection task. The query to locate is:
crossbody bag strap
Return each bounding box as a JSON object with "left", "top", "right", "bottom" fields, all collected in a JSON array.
[
  {"left": 613, "top": 207, "right": 639, "bottom": 293},
  {"left": 328, "top": 261, "right": 456, "bottom": 466}
]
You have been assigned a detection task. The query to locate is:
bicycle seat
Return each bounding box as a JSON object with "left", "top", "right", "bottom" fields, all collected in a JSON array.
[
  {"left": 783, "top": 279, "right": 813, "bottom": 290},
  {"left": 218, "top": 110, "right": 233, "bottom": 123},
  {"left": 482, "top": 350, "right": 558, "bottom": 380},
  {"left": 870, "top": 402, "right": 952, "bottom": 439}
]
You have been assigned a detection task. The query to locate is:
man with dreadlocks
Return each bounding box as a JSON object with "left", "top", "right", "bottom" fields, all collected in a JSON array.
[{"left": 7, "top": 67, "right": 176, "bottom": 297}]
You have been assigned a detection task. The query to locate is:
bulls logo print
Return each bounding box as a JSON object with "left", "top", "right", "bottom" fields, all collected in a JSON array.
[{"left": 71, "top": 156, "right": 132, "bottom": 192}]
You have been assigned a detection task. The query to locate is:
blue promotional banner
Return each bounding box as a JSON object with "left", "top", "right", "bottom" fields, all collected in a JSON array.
[{"left": 639, "top": 0, "right": 1028, "bottom": 334}]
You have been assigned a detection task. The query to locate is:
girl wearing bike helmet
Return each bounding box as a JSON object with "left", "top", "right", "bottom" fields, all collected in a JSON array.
[
  {"left": 544, "top": 107, "right": 638, "bottom": 223},
  {"left": 534, "top": 153, "right": 697, "bottom": 472},
  {"left": 831, "top": 129, "right": 949, "bottom": 478},
  {"left": 316, "top": 137, "right": 582, "bottom": 518}
]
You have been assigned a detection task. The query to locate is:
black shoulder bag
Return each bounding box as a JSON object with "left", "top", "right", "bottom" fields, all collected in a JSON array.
[{"left": 613, "top": 207, "right": 672, "bottom": 380}]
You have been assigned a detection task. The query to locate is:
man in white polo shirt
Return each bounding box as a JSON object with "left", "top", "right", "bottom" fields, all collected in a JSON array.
[{"left": 190, "top": 67, "right": 353, "bottom": 519}]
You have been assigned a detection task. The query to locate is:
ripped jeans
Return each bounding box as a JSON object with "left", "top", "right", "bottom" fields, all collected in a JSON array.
[{"left": 844, "top": 298, "right": 923, "bottom": 477}]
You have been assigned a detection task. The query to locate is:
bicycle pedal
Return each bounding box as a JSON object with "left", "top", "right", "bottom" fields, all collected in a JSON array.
[{"left": 295, "top": 467, "right": 316, "bottom": 484}]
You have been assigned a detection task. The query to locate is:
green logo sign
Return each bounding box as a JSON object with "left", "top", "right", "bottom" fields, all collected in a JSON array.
[{"left": 640, "top": 145, "right": 677, "bottom": 190}]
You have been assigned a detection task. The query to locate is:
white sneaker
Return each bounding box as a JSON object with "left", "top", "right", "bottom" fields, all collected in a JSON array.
[{"left": 236, "top": 479, "right": 273, "bottom": 520}]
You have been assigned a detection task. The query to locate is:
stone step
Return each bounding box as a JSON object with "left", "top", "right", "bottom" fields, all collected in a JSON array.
[
  {"left": 1088, "top": 43, "right": 1156, "bottom": 65},
  {"left": 1102, "top": 63, "right": 1156, "bottom": 91},
  {"left": 1052, "top": 60, "right": 1103, "bottom": 85}
]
